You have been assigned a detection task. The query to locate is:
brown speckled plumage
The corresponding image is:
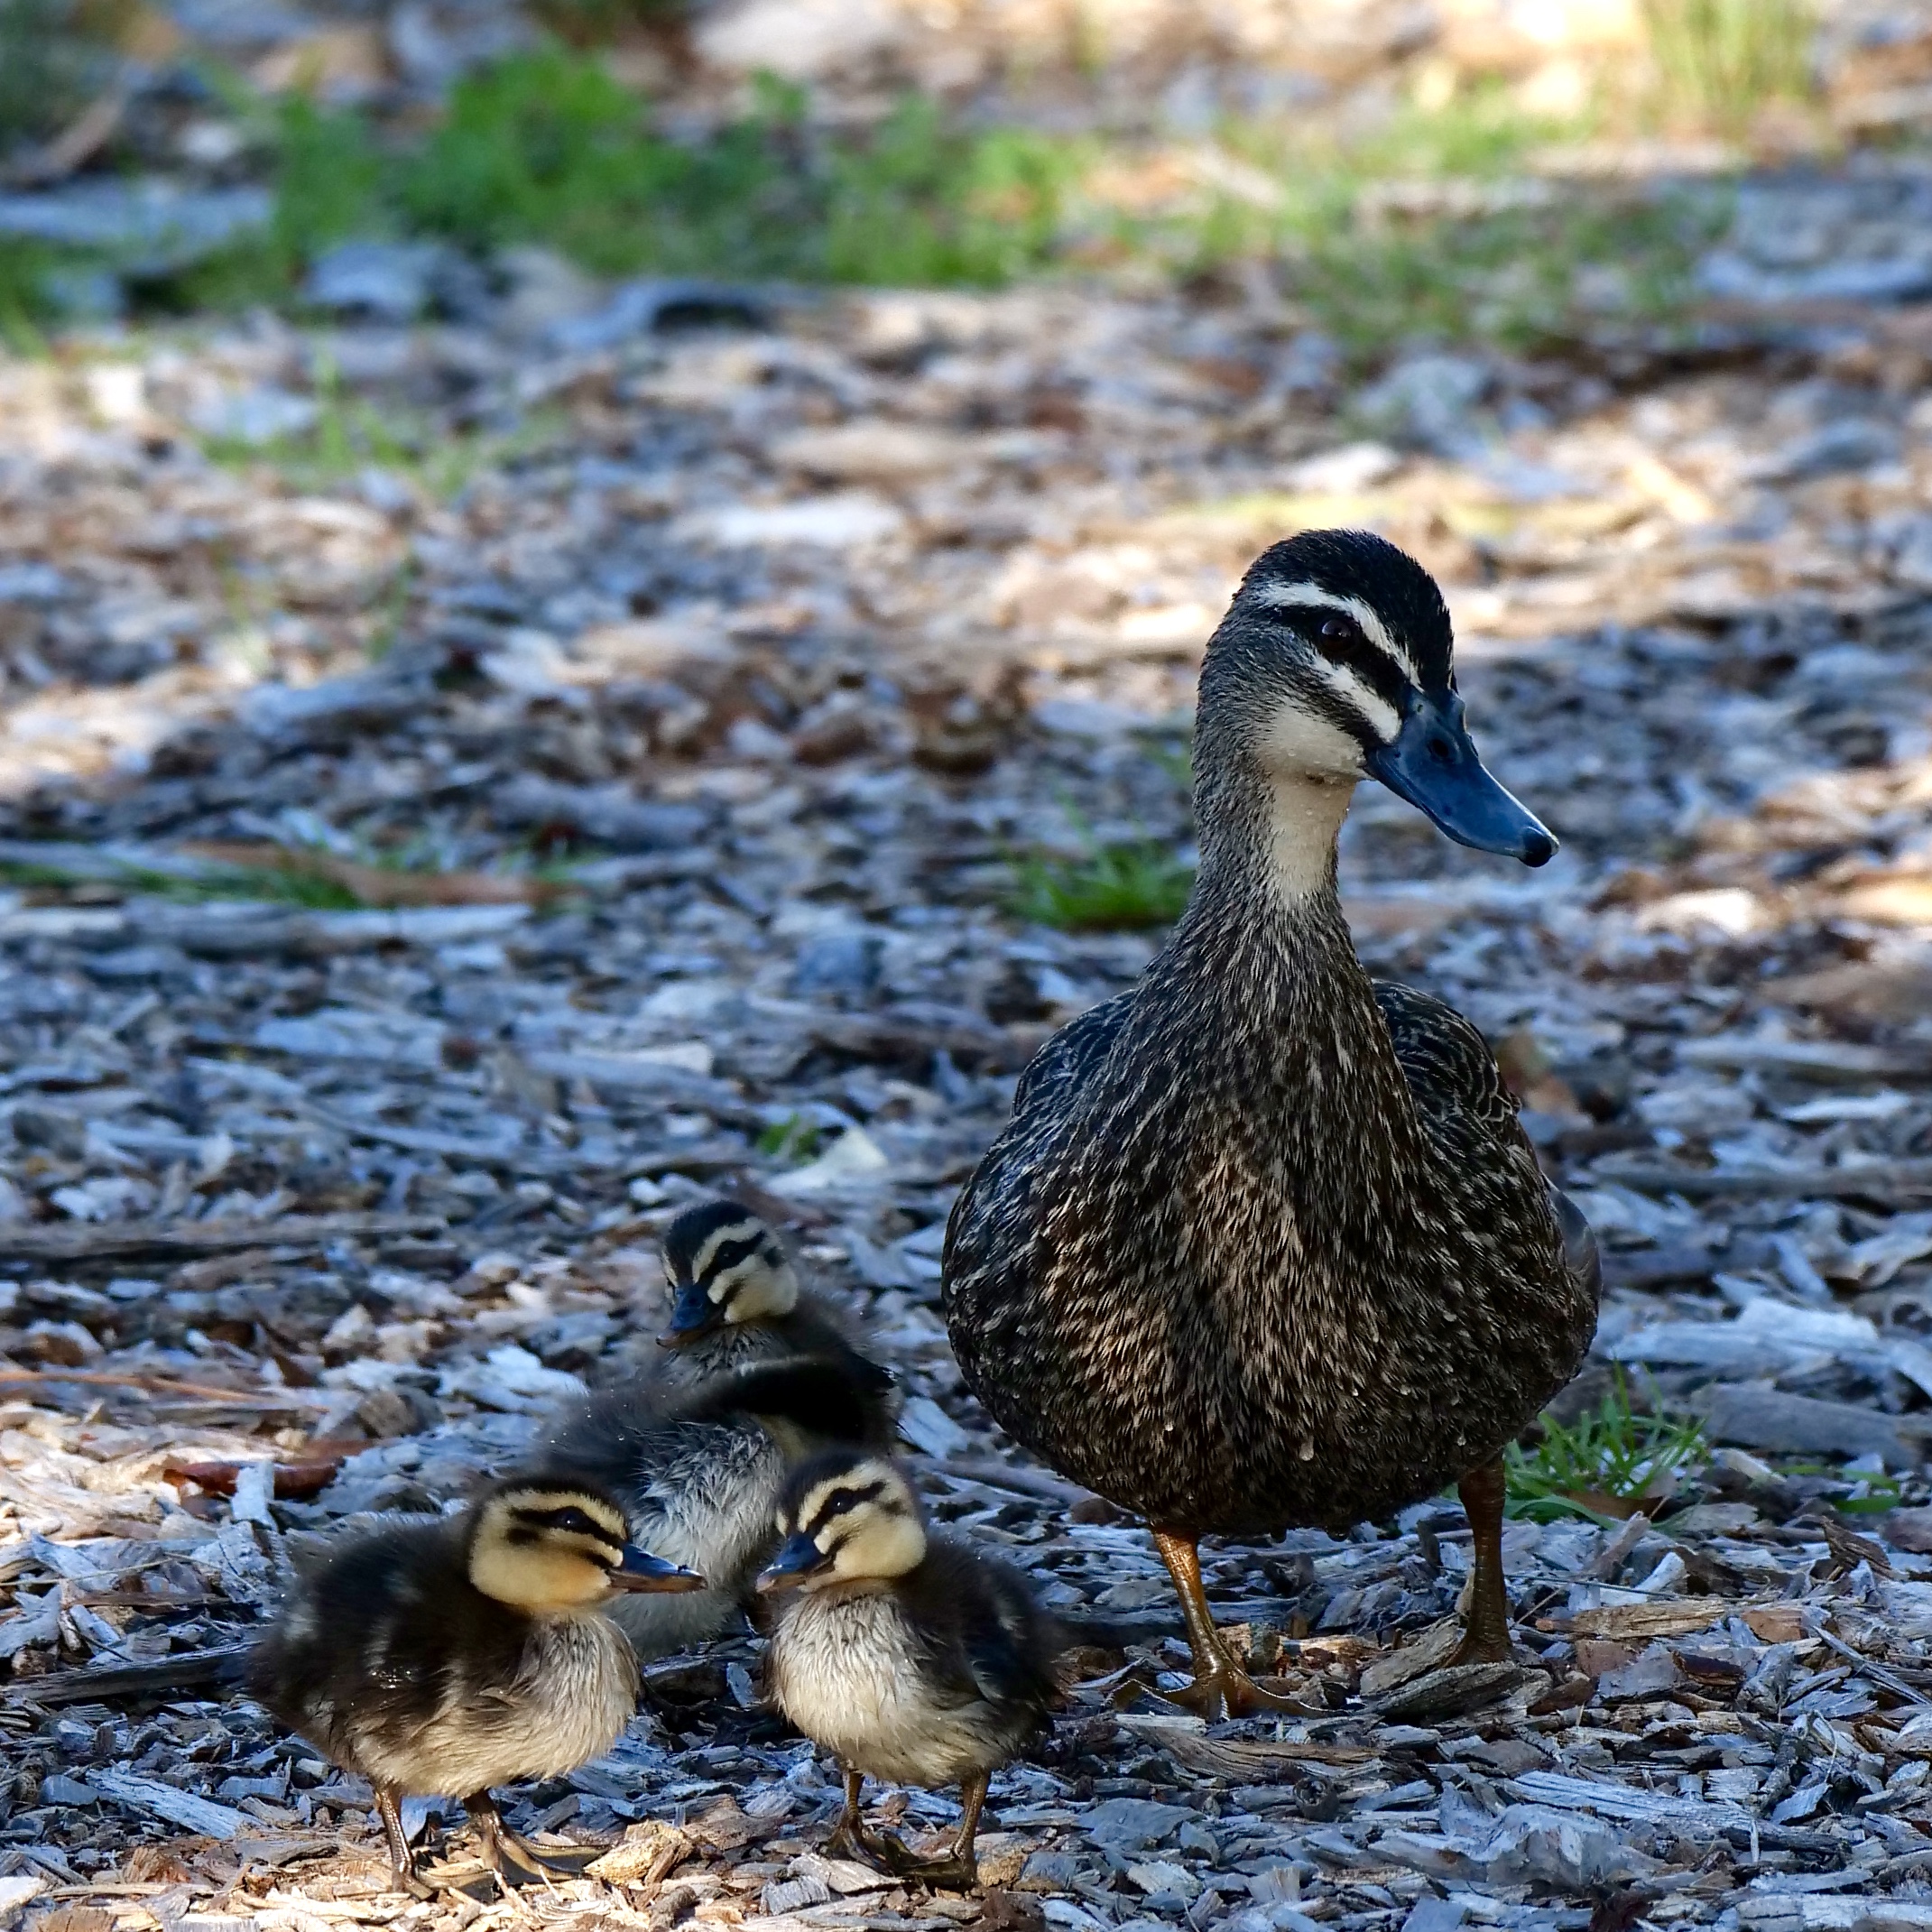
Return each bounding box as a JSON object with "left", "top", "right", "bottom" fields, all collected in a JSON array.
[{"left": 943, "top": 531, "right": 1598, "bottom": 1546}]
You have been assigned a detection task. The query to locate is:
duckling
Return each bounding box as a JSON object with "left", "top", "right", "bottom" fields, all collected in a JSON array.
[
  {"left": 652, "top": 1198, "right": 894, "bottom": 1401},
  {"left": 757, "top": 1448, "right": 1057, "bottom": 1891},
  {"left": 944, "top": 530, "right": 1600, "bottom": 1717},
  {"left": 541, "top": 1355, "right": 899, "bottom": 1663},
  {"left": 248, "top": 1474, "right": 702, "bottom": 1896}
]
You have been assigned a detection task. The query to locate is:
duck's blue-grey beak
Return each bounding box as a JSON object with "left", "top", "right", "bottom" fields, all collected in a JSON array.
[
  {"left": 1365, "top": 692, "right": 1557, "bottom": 866},
  {"left": 755, "top": 1532, "right": 828, "bottom": 1594},
  {"left": 609, "top": 1545, "right": 707, "bottom": 1594},
  {"left": 660, "top": 1277, "right": 722, "bottom": 1346}
]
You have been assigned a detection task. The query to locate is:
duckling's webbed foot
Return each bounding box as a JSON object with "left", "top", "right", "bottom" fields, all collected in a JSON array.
[
  {"left": 1447, "top": 1455, "right": 1515, "bottom": 1666},
  {"left": 464, "top": 1790, "right": 572, "bottom": 1890},
  {"left": 887, "top": 1851, "right": 982, "bottom": 1891},
  {"left": 1150, "top": 1528, "right": 1301, "bottom": 1721},
  {"left": 868, "top": 1775, "right": 989, "bottom": 1893},
  {"left": 374, "top": 1788, "right": 435, "bottom": 1900},
  {"left": 827, "top": 1770, "right": 902, "bottom": 1872},
  {"left": 911, "top": 1770, "right": 990, "bottom": 1890}
]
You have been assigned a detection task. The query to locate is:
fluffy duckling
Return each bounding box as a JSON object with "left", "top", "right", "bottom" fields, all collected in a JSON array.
[
  {"left": 541, "top": 1356, "right": 899, "bottom": 1663},
  {"left": 758, "top": 1449, "right": 1057, "bottom": 1891},
  {"left": 655, "top": 1198, "right": 893, "bottom": 1400},
  {"left": 248, "top": 1474, "right": 702, "bottom": 1895}
]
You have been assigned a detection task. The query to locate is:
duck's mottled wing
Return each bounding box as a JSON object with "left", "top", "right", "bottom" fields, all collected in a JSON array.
[
  {"left": 1549, "top": 1180, "right": 1603, "bottom": 1299},
  {"left": 1008, "top": 987, "right": 1138, "bottom": 1119},
  {"left": 944, "top": 988, "right": 1135, "bottom": 1298},
  {"left": 1373, "top": 978, "right": 1600, "bottom": 1301},
  {"left": 942, "top": 990, "right": 1142, "bottom": 1459},
  {"left": 1371, "top": 980, "right": 1518, "bottom": 1138}
]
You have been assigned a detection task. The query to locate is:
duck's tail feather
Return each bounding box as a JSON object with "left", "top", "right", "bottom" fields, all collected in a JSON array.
[
  {"left": 1548, "top": 1182, "right": 1603, "bottom": 1299},
  {"left": 10, "top": 1643, "right": 252, "bottom": 1706}
]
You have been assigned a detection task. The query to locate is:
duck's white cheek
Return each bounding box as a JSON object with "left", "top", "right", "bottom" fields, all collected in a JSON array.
[{"left": 1259, "top": 701, "right": 1369, "bottom": 783}]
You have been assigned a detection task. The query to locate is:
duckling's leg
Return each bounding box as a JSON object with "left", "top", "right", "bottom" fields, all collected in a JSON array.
[
  {"left": 374, "top": 1787, "right": 434, "bottom": 1899},
  {"left": 1151, "top": 1528, "right": 1299, "bottom": 1719},
  {"left": 463, "top": 1789, "right": 569, "bottom": 1889},
  {"left": 871, "top": 1772, "right": 989, "bottom": 1890},
  {"left": 827, "top": 1770, "right": 902, "bottom": 1872},
  {"left": 1449, "top": 1455, "right": 1514, "bottom": 1665}
]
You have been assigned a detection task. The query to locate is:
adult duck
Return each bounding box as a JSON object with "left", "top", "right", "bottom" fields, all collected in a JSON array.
[{"left": 944, "top": 530, "right": 1599, "bottom": 1716}]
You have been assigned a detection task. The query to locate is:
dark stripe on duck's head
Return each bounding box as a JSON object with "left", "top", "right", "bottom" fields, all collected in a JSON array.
[
  {"left": 662, "top": 1199, "right": 769, "bottom": 1280},
  {"left": 1206, "top": 530, "right": 1557, "bottom": 867},
  {"left": 800, "top": 1476, "right": 888, "bottom": 1539},
  {"left": 1238, "top": 529, "right": 1454, "bottom": 697},
  {"left": 513, "top": 1502, "right": 625, "bottom": 1551}
]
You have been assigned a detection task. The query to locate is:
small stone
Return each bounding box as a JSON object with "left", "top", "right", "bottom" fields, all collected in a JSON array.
[{"left": 1017, "top": 1853, "right": 1086, "bottom": 1892}]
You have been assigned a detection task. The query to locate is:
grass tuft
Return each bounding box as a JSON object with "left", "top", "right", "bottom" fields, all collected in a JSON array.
[
  {"left": 0, "top": 856, "right": 367, "bottom": 910},
  {"left": 1640, "top": 0, "right": 1816, "bottom": 131},
  {"left": 756, "top": 1114, "right": 822, "bottom": 1160},
  {"left": 197, "top": 358, "right": 555, "bottom": 500},
  {"left": 0, "top": 44, "right": 1722, "bottom": 356},
  {"left": 1505, "top": 1372, "right": 1706, "bottom": 1522},
  {"left": 1011, "top": 842, "right": 1194, "bottom": 931},
  {"left": 255, "top": 57, "right": 1073, "bottom": 291}
]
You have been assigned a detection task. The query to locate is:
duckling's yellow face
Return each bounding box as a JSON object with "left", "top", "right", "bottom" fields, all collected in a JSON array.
[
  {"left": 756, "top": 1455, "right": 926, "bottom": 1594},
  {"left": 467, "top": 1484, "right": 705, "bottom": 1613},
  {"left": 663, "top": 1206, "right": 800, "bottom": 1342}
]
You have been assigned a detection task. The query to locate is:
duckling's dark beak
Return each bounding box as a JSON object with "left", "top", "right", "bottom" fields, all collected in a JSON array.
[
  {"left": 659, "top": 1277, "right": 722, "bottom": 1347},
  {"left": 1365, "top": 692, "right": 1557, "bottom": 866},
  {"left": 608, "top": 1545, "right": 707, "bottom": 1594},
  {"left": 755, "top": 1532, "right": 829, "bottom": 1593}
]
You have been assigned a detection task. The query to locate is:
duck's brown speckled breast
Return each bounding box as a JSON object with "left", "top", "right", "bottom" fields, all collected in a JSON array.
[{"left": 943, "top": 893, "right": 1596, "bottom": 1535}]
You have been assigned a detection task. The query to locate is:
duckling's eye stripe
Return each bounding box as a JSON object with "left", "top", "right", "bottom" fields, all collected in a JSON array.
[
  {"left": 690, "top": 1224, "right": 767, "bottom": 1285},
  {"left": 804, "top": 1478, "right": 887, "bottom": 1536},
  {"left": 1250, "top": 582, "right": 1422, "bottom": 686},
  {"left": 513, "top": 1504, "right": 624, "bottom": 1549}
]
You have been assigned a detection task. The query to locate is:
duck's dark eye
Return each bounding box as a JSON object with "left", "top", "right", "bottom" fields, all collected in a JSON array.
[
  {"left": 1320, "top": 617, "right": 1352, "bottom": 640},
  {"left": 552, "top": 1508, "right": 597, "bottom": 1536}
]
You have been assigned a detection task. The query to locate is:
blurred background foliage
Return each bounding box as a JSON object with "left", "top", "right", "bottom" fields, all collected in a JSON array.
[{"left": 0, "top": 0, "right": 1863, "bottom": 351}]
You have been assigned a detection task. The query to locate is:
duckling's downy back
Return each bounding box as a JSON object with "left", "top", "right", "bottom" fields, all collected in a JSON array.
[{"left": 542, "top": 1356, "right": 898, "bottom": 1658}]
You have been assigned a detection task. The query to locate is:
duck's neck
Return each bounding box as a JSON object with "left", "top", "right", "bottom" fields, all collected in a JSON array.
[
  {"left": 1189, "top": 760, "right": 1356, "bottom": 924},
  {"left": 1151, "top": 763, "right": 1423, "bottom": 1176}
]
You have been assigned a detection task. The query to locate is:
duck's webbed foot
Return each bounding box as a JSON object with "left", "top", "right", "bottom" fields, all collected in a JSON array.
[
  {"left": 1150, "top": 1527, "right": 1302, "bottom": 1721},
  {"left": 871, "top": 1770, "right": 989, "bottom": 1892},
  {"left": 1447, "top": 1456, "right": 1516, "bottom": 1667},
  {"left": 464, "top": 1790, "right": 577, "bottom": 1890},
  {"left": 1161, "top": 1658, "right": 1304, "bottom": 1720},
  {"left": 828, "top": 1771, "right": 987, "bottom": 1891}
]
